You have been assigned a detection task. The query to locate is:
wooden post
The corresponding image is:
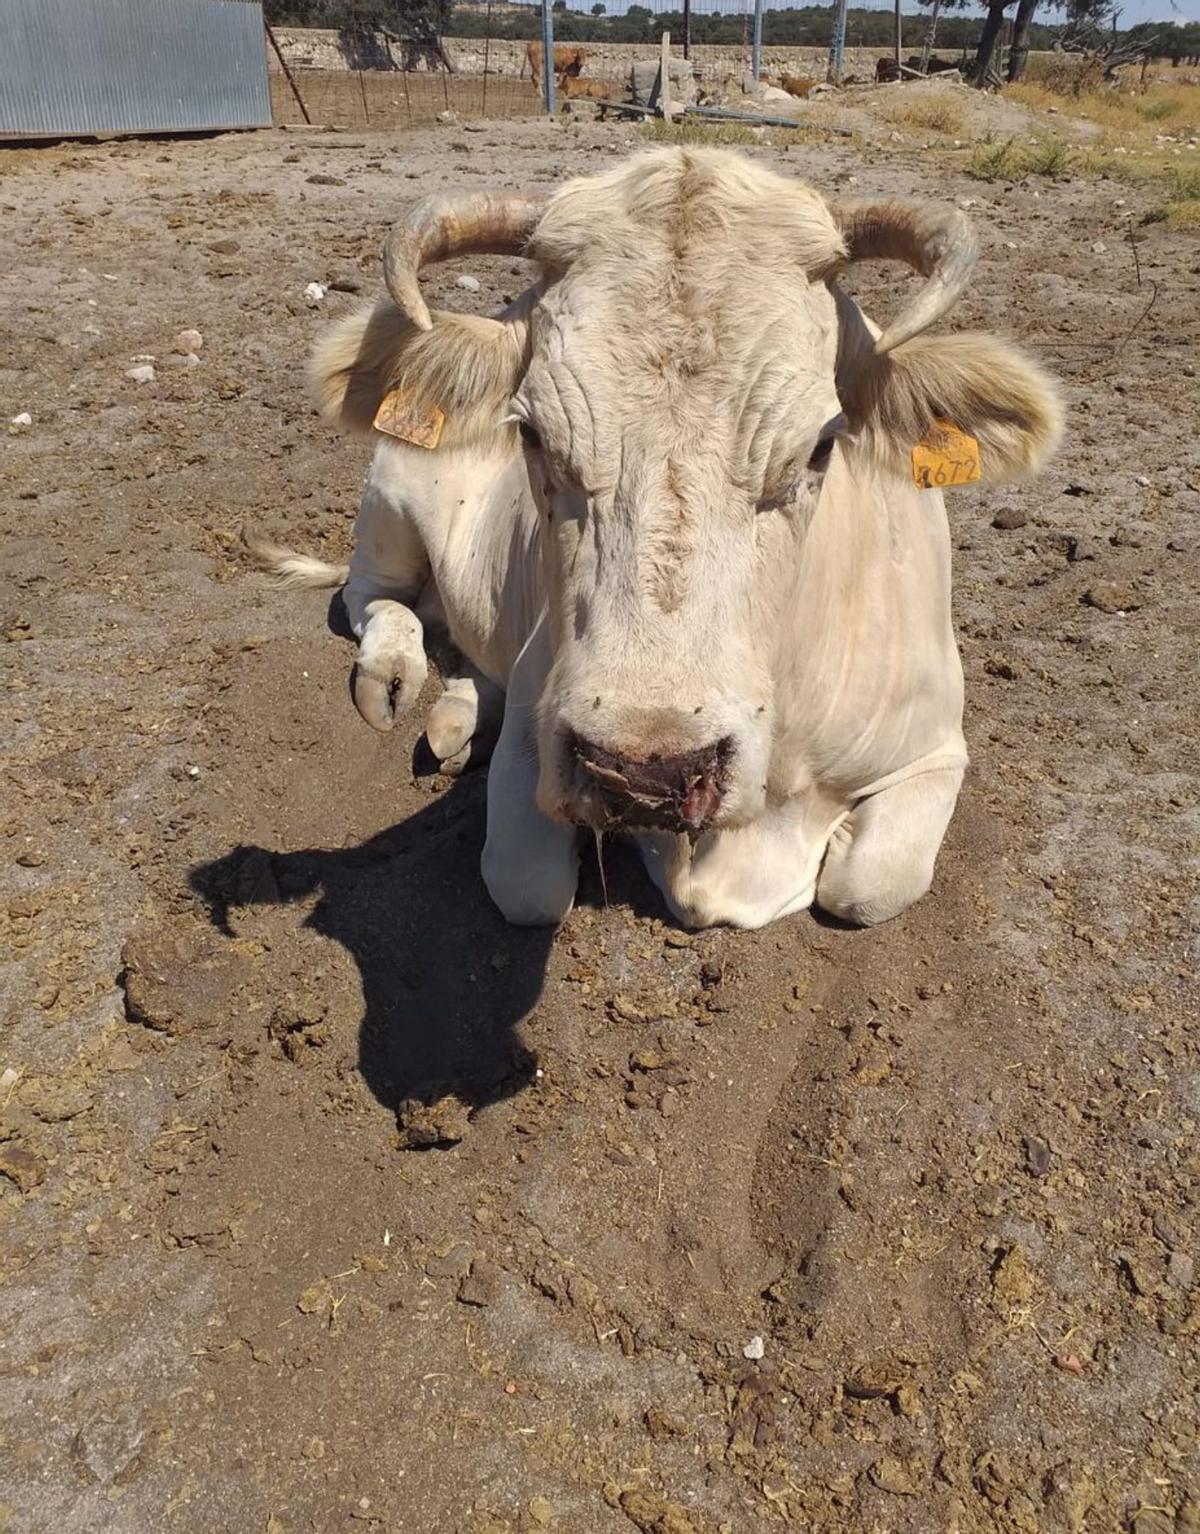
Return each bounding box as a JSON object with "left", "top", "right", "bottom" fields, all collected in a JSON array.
[
  {"left": 264, "top": 20, "right": 311, "bottom": 125},
  {"left": 660, "top": 30, "right": 674, "bottom": 121},
  {"left": 682, "top": 0, "right": 691, "bottom": 61},
  {"left": 894, "top": 0, "right": 903, "bottom": 71}
]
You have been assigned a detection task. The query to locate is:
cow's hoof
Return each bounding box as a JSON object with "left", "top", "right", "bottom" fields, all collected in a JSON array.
[{"left": 481, "top": 853, "right": 576, "bottom": 927}]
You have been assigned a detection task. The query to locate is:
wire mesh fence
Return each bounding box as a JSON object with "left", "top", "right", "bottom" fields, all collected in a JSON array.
[{"left": 263, "top": 2, "right": 986, "bottom": 131}]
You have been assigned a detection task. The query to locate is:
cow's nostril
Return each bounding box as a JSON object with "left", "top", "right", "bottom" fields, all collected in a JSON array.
[{"left": 568, "top": 734, "right": 732, "bottom": 831}]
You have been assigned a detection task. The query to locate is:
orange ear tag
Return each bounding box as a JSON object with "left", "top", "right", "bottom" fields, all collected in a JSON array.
[
  {"left": 912, "top": 419, "right": 982, "bottom": 490},
  {"left": 373, "top": 387, "right": 445, "bottom": 449}
]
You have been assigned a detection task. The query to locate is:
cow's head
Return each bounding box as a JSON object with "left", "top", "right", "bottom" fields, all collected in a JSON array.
[{"left": 360, "top": 149, "right": 1061, "bottom": 835}]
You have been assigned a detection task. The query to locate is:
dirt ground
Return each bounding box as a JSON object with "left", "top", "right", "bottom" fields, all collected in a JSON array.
[{"left": 1, "top": 109, "right": 1198, "bottom": 1534}]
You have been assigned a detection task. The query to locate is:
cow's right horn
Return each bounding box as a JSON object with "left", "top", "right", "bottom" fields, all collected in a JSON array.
[
  {"left": 832, "top": 200, "right": 979, "bottom": 355},
  {"left": 383, "top": 192, "right": 547, "bottom": 332}
]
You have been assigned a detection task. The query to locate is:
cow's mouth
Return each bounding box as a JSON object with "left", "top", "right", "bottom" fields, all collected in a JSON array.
[{"left": 565, "top": 733, "right": 733, "bottom": 835}]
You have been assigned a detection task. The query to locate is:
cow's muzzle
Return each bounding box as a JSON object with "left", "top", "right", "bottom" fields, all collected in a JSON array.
[{"left": 567, "top": 733, "right": 733, "bottom": 835}]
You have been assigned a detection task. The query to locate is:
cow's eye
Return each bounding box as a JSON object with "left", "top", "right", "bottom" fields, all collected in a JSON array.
[
  {"left": 519, "top": 420, "right": 542, "bottom": 450},
  {"left": 807, "top": 436, "right": 835, "bottom": 471}
]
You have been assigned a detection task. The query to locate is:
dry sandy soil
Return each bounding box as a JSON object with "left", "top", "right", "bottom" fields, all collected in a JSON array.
[{"left": 1, "top": 110, "right": 1198, "bottom": 1534}]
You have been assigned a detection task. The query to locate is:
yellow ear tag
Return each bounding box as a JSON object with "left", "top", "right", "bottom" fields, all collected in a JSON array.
[
  {"left": 372, "top": 387, "right": 445, "bottom": 449},
  {"left": 912, "top": 419, "right": 982, "bottom": 490}
]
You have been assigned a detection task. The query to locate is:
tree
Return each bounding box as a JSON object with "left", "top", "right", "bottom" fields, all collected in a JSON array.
[
  {"left": 1054, "top": 0, "right": 1167, "bottom": 77},
  {"left": 1007, "top": 0, "right": 1040, "bottom": 80},
  {"left": 591, "top": 2, "right": 605, "bottom": 13},
  {"left": 971, "top": 0, "right": 1016, "bottom": 86}
]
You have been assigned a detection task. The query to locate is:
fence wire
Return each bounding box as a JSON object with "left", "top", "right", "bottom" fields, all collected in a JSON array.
[{"left": 264, "top": 6, "right": 968, "bottom": 132}]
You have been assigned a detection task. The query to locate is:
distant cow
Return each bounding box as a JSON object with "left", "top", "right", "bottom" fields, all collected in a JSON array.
[
  {"left": 522, "top": 42, "right": 587, "bottom": 88},
  {"left": 560, "top": 75, "right": 611, "bottom": 102}
]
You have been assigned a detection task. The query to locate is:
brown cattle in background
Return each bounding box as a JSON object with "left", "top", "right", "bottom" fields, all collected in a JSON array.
[{"left": 522, "top": 42, "right": 588, "bottom": 88}]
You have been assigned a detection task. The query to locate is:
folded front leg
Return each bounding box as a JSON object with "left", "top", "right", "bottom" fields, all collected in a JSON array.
[
  {"left": 481, "top": 620, "right": 579, "bottom": 926},
  {"left": 350, "top": 597, "right": 427, "bottom": 733}
]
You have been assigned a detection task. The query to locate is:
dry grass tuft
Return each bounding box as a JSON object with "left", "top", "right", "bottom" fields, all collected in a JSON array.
[
  {"left": 878, "top": 91, "right": 966, "bottom": 136},
  {"left": 967, "top": 136, "right": 1075, "bottom": 182},
  {"left": 638, "top": 118, "right": 757, "bottom": 147}
]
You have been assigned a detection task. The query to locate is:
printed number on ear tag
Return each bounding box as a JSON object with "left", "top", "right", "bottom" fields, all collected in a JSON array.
[
  {"left": 912, "top": 419, "right": 982, "bottom": 490},
  {"left": 373, "top": 387, "right": 445, "bottom": 449}
]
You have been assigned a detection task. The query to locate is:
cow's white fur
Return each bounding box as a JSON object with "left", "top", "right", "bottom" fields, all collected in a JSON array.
[{"left": 261, "top": 147, "right": 1061, "bottom": 930}]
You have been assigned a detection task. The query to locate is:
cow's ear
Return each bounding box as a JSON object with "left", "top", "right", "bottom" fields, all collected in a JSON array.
[
  {"left": 840, "top": 330, "right": 1063, "bottom": 488},
  {"left": 309, "top": 301, "right": 528, "bottom": 446}
]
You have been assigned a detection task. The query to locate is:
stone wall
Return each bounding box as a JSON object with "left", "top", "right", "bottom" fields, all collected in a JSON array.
[{"left": 267, "top": 27, "right": 902, "bottom": 86}]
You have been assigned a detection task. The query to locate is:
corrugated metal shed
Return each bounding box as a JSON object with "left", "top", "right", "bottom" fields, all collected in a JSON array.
[{"left": 1, "top": 0, "right": 272, "bottom": 139}]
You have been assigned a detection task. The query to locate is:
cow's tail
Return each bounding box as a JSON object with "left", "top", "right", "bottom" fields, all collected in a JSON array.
[{"left": 242, "top": 531, "right": 349, "bottom": 590}]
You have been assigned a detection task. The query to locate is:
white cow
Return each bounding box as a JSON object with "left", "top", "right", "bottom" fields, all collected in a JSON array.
[{"left": 252, "top": 147, "right": 1061, "bottom": 930}]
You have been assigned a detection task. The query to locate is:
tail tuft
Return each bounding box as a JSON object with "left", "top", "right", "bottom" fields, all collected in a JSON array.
[{"left": 241, "top": 530, "right": 349, "bottom": 590}]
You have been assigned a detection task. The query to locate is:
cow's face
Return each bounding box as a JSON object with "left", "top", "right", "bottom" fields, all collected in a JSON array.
[{"left": 513, "top": 154, "right": 848, "bottom": 836}]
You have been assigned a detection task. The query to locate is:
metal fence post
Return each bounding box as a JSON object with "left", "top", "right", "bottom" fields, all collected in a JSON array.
[
  {"left": 541, "top": 0, "right": 555, "bottom": 116},
  {"left": 828, "top": 0, "right": 848, "bottom": 84},
  {"left": 751, "top": 0, "right": 764, "bottom": 82}
]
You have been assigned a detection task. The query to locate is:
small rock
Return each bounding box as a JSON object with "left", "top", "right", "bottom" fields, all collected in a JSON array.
[
  {"left": 1082, "top": 581, "right": 1140, "bottom": 614},
  {"left": 1091, "top": 240, "right": 1107, "bottom": 254},
  {"left": 327, "top": 274, "right": 361, "bottom": 293},
  {"left": 455, "top": 274, "right": 482, "bottom": 292},
  {"left": 457, "top": 1259, "right": 502, "bottom": 1307},
  {"left": 15, "top": 848, "right": 45, "bottom": 867},
  {"left": 1167, "top": 1251, "right": 1194, "bottom": 1290},
  {"left": 528, "top": 1497, "right": 554, "bottom": 1527},
  {"left": 1024, "top": 1135, "right": 1052, "bottom": 1176},
  {"left": 10, "top": 411, "right": 32, "bottom": 428},
  {"left": 303, "top": 282, "right": 327, "bottom": 304},
  {"left": 305, "top": 173, "right": 345, "bottom": 186},
  {"left": 991, "top": 505, "right": 1028, "bottom": 530},
  {"left": 173, "top": 328, "right": 203, "bottom": 354},
  {"left": 125, "top": 364, "right": 155, "bottom": 384},
  {"left": 1134, "top": 474, "right": 1151, "bottom": 487},
  {"left": 207, "top": 238, "right": 240, "bottom": 254},
  {"left": 0, "top": 1143, "right": 47, "bottom": 1193},
  {"left": 1053, "top": 1352, "right": 1085, "bottom": 1373},
  {"left": 742, "top": 1335, "right": 765, "bottom": 1360}
]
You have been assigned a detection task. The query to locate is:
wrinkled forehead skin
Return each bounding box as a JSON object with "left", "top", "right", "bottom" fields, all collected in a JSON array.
[{"left": 517, "top": 149, "right": 849, "bottom": 503}]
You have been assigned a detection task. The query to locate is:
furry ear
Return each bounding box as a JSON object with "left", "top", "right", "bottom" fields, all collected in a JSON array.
[
  {"left": 308, "top": 301, "right": 529, "bottom": 447},
  {"left": 837, "top": 311, "right": 1063, "bottom": 488}
]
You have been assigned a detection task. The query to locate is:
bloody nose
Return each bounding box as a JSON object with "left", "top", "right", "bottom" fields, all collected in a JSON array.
[{"left": 570, "top": 735, "right": 732, "bottom": 833}]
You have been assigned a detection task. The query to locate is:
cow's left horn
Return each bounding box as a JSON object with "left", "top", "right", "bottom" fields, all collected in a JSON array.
[
  {"left": 383, "top": 192, "right": 547, "bottom": 332},
  {"left": 832, "top": 200, "right": 979, "bottom": 355}
]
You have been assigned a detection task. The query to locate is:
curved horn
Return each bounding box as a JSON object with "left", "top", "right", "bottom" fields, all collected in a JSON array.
[
  {"left": 383, "top": 192, "right": 547, "bottom": 332},
  {"left": 832, "top": 200, "right": 979, "bottom": 355}
]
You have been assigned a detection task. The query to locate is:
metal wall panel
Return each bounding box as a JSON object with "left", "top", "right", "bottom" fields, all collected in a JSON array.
[{"left": 0, "top": 0, "right": 271, "bottom": 139}]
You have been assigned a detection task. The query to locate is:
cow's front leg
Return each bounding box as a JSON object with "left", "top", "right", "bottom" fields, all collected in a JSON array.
[
  {"left": 815, "top": 758, "right": 965, "bottom": 927},
  {"left": 341, "top": 477, "right": 432, "bottom": 733},
  {"left": 481, "top": 621, "right": 579, "bottom": 926},
  {"left": 425, "top": 667, "right": 506, "bottom": 774},
  {"left": 343, "top": 590, "right": 427, "bottom": 733}
]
